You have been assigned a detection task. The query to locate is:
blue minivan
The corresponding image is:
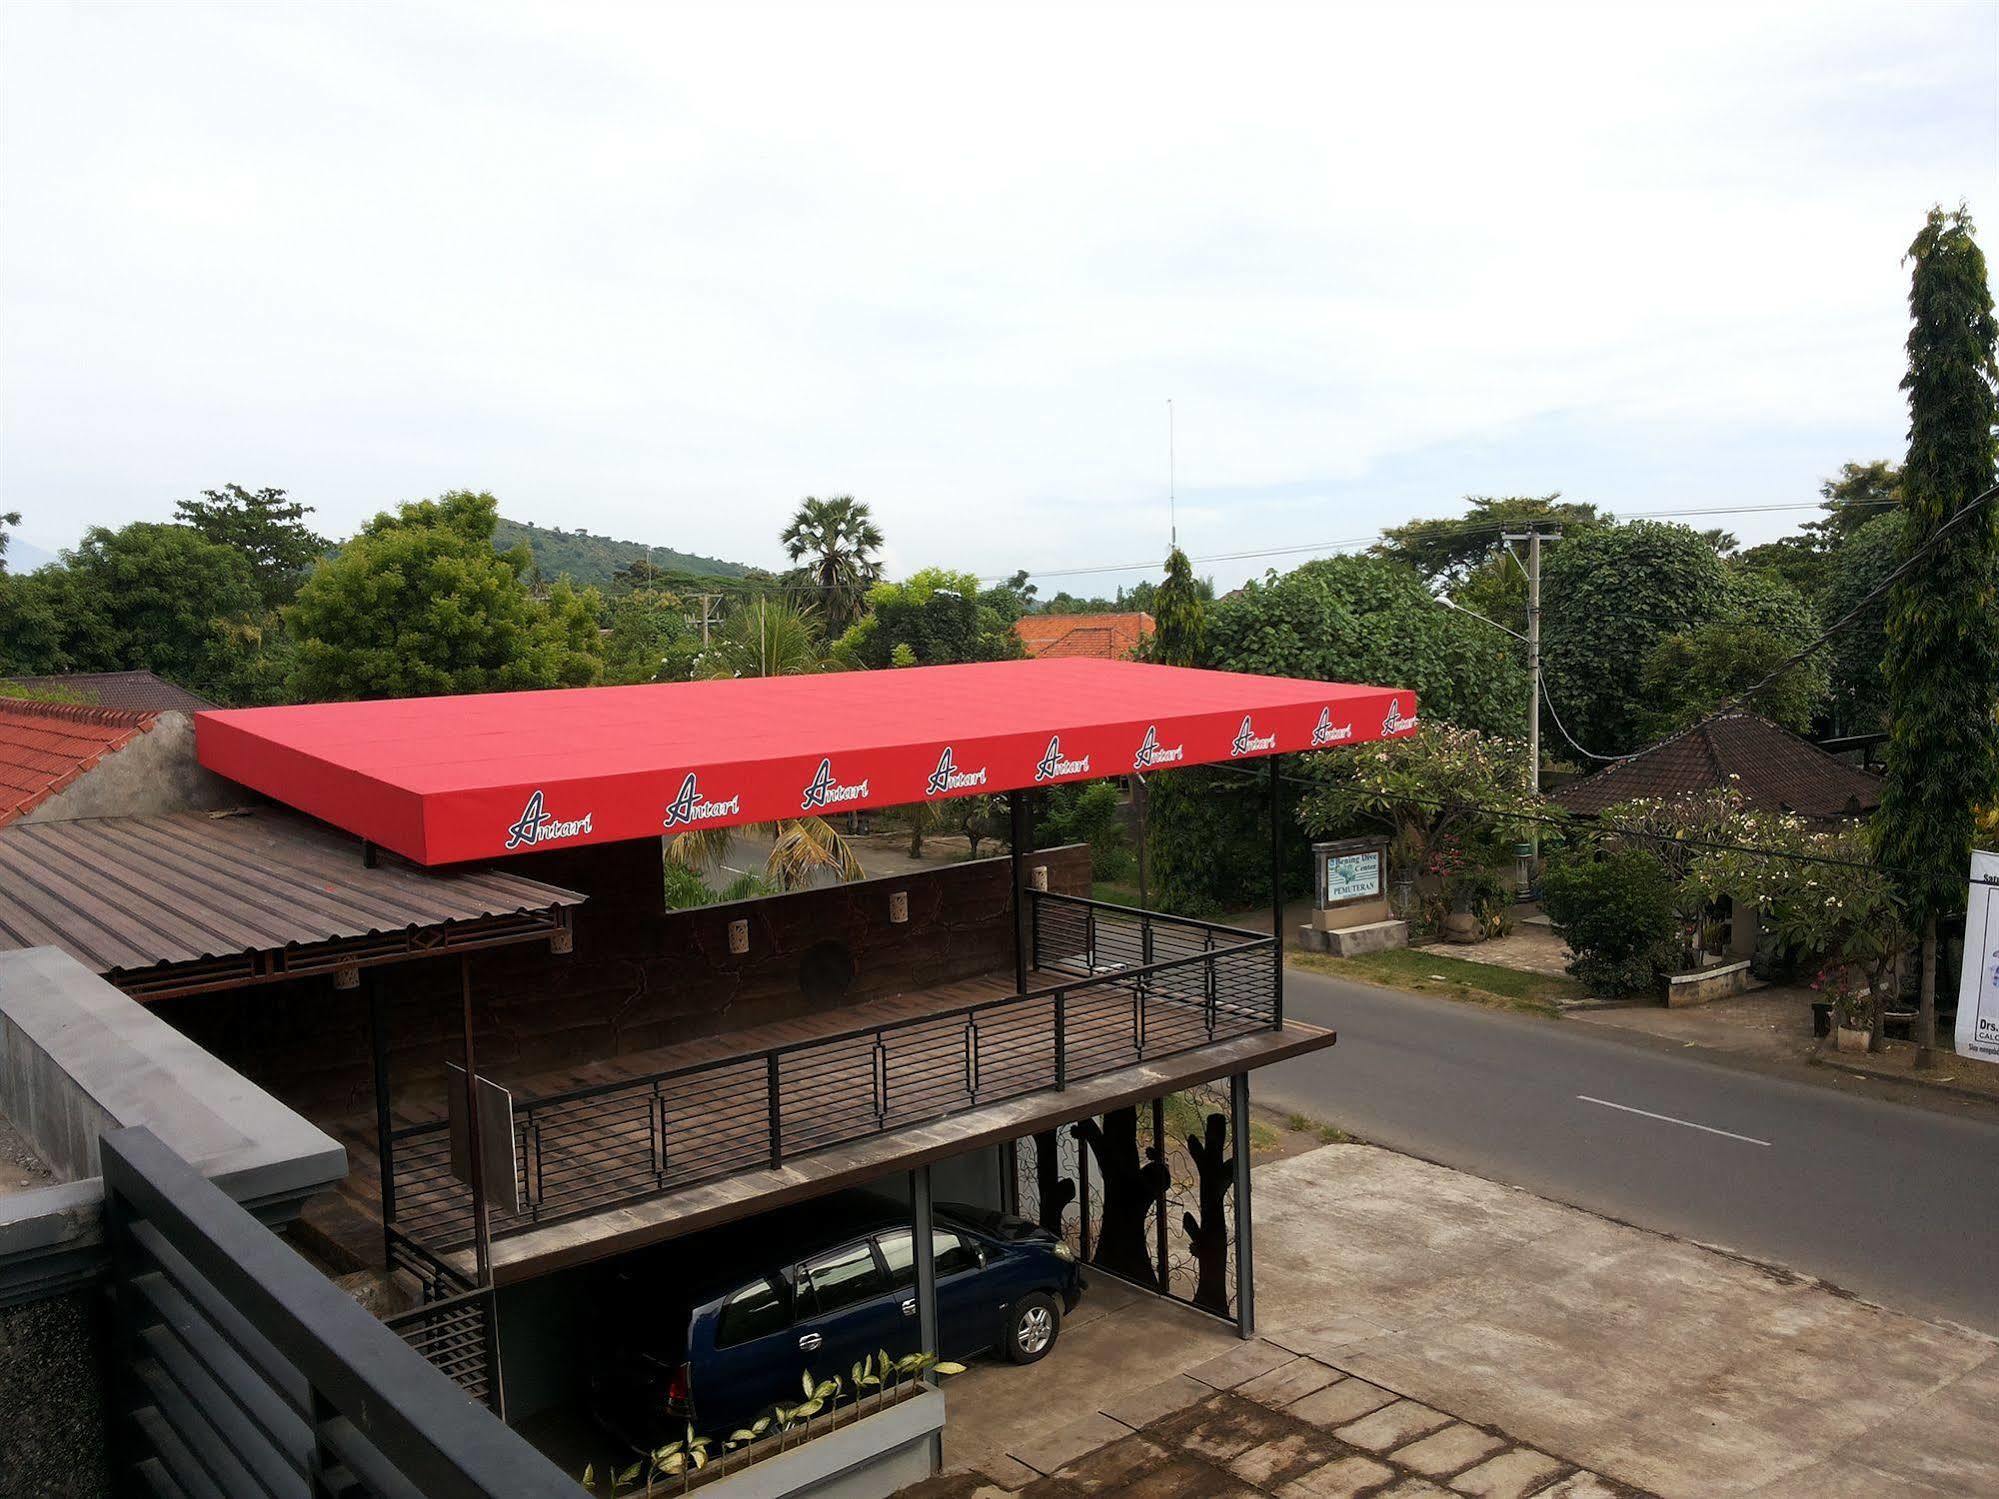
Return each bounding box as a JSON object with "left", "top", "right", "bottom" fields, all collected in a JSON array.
[{"left": 588, "top": 1191, "right": 1084, "bottom": 1446}]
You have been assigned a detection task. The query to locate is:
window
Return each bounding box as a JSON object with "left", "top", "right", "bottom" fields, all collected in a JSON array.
[
  {"left": 716, "top": 1277, "right": 790, "bottom": 1348},
  {"left": 800, "top": 1241, "right": 887, "bottom": 1317},
  {"left": 877, "top": 1228, "right": 980, "bottom": 1289}
]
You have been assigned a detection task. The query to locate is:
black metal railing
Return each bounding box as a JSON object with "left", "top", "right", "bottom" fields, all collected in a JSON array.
[
  {"left": 384, "top": 1227, "right": 499, "bottom": 1412},
  {"left": 100, "top": 1125, "right": 572, "bottom": 1499},
  {"left": 388, "top": 895, "right": 1276, "bottom": 1256}
]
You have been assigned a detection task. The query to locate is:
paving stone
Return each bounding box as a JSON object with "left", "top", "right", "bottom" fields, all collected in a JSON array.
[
  {"left": 1378, "top": 1482, "right": 1454, "bottom": 1499},
  {"left": 1226, "top": 1426, "right": 1345, "bottom": 1488},
  {"left": 1185, "top": 1338, "right": 1298, "bottom": 1390},
  {"left": 1287, "top": 1376, "right": 1401, "bottom": 1429},
  {"left": 1099, "top": 1374, "right": 1213, "bottom": 1430},
  {"left": 1531, "top": 1477, "right": 1622, "bottom": 1499},
  {"left": 1448, "top": 1448, "right": 1568, "bottom": 1499},
  {"left": 1105, "top": 1457, "right": 1261, "bottom": 1499},
  {"left": 1050, "top": 1434, "right": 1175, "bottom": 1495},
  {"left": 1334, "top": 1398, "right": 1454, "bottom": 1453},
  {"left": 1275, "top": 1454, "right": 1399, "bottom": 1499},
  {"left": 1148, "top": 1392, "right": 1298, "bottom": 1464},
  {"left": 1237, "top": 1356, "right": 1343, "bottom": 1409},
  {"left": 1007, "top": 1411, "right": 1135, "bottom": 1476},
  {"left": 1390, "top": 1422, "right": 1508, "bottom": 1478}
]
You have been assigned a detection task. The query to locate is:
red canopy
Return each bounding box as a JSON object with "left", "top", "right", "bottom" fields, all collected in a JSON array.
[{"left": 196, "top": 659, "right": 1418, "bottom": 866}]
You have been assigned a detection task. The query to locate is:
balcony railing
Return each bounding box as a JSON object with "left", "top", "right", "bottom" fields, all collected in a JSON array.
[{"left": 388, "top": 893, "right": 1275, "bottom": 1254}]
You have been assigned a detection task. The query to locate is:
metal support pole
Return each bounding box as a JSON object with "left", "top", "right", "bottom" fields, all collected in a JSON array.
[
  {"left": 459, "top": 957, "right": 493, "bottom": 1288},
  {"left": 367, "top": 977, "right": 396, "bottom": 1268},
  {"left": 1269, "top": 754, "right": 1285, "bottom": 1029},
  {"left": 999, "top": 1138, "right": 1020, "bottom": 1218},
  {"left": 1230, "top": 1071, "right": 1255, "bottom": 1338},
  {"left": 911, "top": 1166, "right": 941, "bottom": 1387},
  {"left": 1152, "top": 1094, "right": 1169, "bottom": 1291},
  {"left": 1135, "top": 775, "right": 1154, "bottom": 965},
  {"left": 1010, "top": 794, "right": 1031, "bottom": 994}
]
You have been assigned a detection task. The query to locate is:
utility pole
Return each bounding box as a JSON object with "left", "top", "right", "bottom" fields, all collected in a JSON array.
[
  {"left": 1502, "top": 528, "right": 1559, "bottom": 862},
  {"left": 689, "top": 592, "right": 722, "bottom": 646}
]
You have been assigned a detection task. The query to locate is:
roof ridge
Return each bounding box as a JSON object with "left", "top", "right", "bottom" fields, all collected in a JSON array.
[{"left": 0, "top": 697, "right": 157, "bottom": 730}]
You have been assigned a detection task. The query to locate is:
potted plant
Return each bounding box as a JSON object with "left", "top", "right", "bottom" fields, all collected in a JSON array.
[{"left": 1818, "top": 965, "right": 1876, "bottom": 1053}]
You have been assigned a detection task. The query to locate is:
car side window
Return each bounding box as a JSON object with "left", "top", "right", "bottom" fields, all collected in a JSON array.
[
  {"left": 800, "top": 1240, "right": 886, "bottom": 1317},
  {"left": 715, "top": 1277, "right": 790, "bottom": 1348},
  {"left": 877, "top": 1228, "right": 978, "bottom": 1289}
]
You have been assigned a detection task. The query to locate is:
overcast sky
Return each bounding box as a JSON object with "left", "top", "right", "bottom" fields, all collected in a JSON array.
[{"left": 3, "top": 2, "right": 1994, "bottom": 592}]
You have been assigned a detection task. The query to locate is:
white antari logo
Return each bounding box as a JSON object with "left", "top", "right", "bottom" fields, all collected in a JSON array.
[
  {"left": 1382, "top": 697, "right": 1417, "bottom": 734},
  {"left": 1133, "top": 724, "right": 1185, "bottom": 771},
  {"left": 1311, "top": 707, "right": 1352, "bottom": 746},
  {"left": 662, "top": 772, "right": 740, "bottom": 829},
  {"left": 1035, "top": 736, "right": 1091, "bottom": 781},
  {"left": 925, "top": 747, "right": 988, "bottom": 797},
  {"left": 1230, "top": 715, "right": 1277, "bottom": 756},
  {"left": 801, "top": 758, "right": 870, "bottom": 811},
  {"left": 505, "top": 789, "right": 592, "bottom": 850}
]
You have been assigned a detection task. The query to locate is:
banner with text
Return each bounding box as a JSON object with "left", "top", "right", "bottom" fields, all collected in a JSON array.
[{"left": 1956, "top": 849, "right": 1999, "bottom": 1067}]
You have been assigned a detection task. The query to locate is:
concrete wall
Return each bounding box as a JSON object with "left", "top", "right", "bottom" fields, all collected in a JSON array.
[
  {"left": 21, "top": 712, "right": 239, "bottom": 823},
  {"left": 154, "top": 842, "right": 1093, "bottom": 1120}
]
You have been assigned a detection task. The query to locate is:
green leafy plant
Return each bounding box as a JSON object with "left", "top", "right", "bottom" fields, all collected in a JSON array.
[{"left": 1540, "top": 848, "right": 1680, "bottom": 997}]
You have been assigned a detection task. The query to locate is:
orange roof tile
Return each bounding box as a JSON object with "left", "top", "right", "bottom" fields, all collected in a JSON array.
[
  {"left": 0, "top": 698, "right": 157, "bottom": 827},
  {"left": 1013, "top": 612, "right": 1155, "bottom": 661}
]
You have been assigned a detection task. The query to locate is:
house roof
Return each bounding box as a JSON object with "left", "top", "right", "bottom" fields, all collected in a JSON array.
[
  {"left": 1013, "top": 612, "right": 1155, "bottom": 660},
  {"left": 196, "top": 658, "right": 1420, "bottom": 866},
  {"left": 1553, "top": 712, "right": 1883, "bottom": 821},
  {"left": 0, "top": 807, "right": 583, "bottom": 999},
  {"left": 0, "top": 699, "right": 159, "bottom": 827},
  {"left": 1, "top": 670, "right": 216, "bottom": 712}
]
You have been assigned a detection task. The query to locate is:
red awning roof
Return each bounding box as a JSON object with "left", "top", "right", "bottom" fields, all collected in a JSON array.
[{"left": 196, "top": 659, "right": 1418, "bottom": 866}]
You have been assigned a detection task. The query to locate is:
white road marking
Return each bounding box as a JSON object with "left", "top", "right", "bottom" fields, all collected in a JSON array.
[{"left": 1576, "top": 1095, "right": 1771, "bottom": 1147}]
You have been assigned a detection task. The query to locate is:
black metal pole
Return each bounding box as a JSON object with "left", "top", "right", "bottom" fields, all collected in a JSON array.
[
  {"left": 1152, "top": 1094, "right": 1169, "bottom": 1291},
  {"left": 1135, "top": 775, "right": 1154, "bottom": 965},
  {"left": 1269, "top": 754, "right": 1285, "bottom": 1028},
  {"left": 999, "top": 1138, "right": 1020, "bottom": 1218},
  {"left": 367, "top": 977, "right": 396, "bottom": 1269},
  {"left": 1231, "top": 1071, "right": 1255, "bottom": 1338},
  {"left": 1010, "top": 793, "right": 1031, "bottom": 994},
  {"left": 911, "top": 1164, "right": 944, "bottom": 1472},
  {"left": 459, "top": 957, "right": 493, "bottom": 1286}
]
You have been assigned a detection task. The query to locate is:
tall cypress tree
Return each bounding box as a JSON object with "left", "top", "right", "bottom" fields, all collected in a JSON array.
[
  {"left": 1150, "top": 547, "right": 1207, "bottom": 667},
  {"left": 1878, "top": 205, "right": 1999, "bottom": 1066}
]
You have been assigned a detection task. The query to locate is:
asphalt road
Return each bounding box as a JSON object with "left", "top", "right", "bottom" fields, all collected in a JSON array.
[{"left": 1257, "top": 966, "right": 1999, "bottom": 1333}]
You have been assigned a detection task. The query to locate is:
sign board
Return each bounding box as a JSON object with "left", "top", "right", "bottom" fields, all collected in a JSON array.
[
  {"left": 447, "top": 1063, "right": 523, "bottom": 1215},
  {"left": 1955, "top": 850, "right": 1999, "bottom": 1068},
  {"left": 1313, "top": 838, "right": 1387, "bottom": 910}
]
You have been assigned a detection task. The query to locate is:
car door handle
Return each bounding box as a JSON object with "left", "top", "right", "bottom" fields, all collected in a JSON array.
[
  {"left": 798, "top": 1333, "right": 823, "bottom": 1351},
  {"left": 901, "top": 1298, "right": 916, "bottom": 1316}
]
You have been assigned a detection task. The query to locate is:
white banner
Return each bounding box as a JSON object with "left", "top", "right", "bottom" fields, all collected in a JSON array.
[{"left": 1957, "top": 850, "right": 1999, "bottom": 1067}]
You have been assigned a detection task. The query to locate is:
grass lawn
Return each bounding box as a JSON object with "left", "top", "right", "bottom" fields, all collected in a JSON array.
[{"left": 1290, "top": 945, "right": 1584, "bottom": 1017}]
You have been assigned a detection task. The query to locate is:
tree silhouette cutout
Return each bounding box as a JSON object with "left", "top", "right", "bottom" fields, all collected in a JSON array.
[
  {"left": 1184, "top": 1110, "right": 1233, "bottom": 1315},
  {"left": 1031, "top": 1128, "right": 1075, "bottom": 1235},
  {"left": 1074, "top": 1106, "right": 1170, "bottom": 1288}
]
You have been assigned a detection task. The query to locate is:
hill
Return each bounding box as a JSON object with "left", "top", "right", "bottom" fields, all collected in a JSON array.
[{"left": 493, "top": 517, "right": 754, "bottom": 589}]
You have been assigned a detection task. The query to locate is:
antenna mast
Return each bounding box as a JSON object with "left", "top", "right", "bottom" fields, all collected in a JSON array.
[{"left": 1168, "top": 398, "right": 1177, "bottom": 550}]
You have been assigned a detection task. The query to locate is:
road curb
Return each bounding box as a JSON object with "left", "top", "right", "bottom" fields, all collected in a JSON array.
[{"left": 1810, "top": 1052, "right": 1999, "bottom": 1107}]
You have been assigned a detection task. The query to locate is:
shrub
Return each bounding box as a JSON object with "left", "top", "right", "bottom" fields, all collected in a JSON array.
[
  {"left": 1540, "top": 849, "right": 1679, "bottom": 996},
  {"left": 1040, "top": 780, "right": 1130, "bottom": 880}
]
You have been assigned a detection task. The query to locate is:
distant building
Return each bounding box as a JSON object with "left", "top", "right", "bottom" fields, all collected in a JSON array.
[
  {"left": 1013, "top": 611, "right": 1155, "bottom": 661},
  {"left": 1553, "top": 711, "right": 1881, "bottom": 822},
  {"left": 0, "top": 694, "right": 235, "bottom": 827},
  {"left": 1, "top": 669, "right": 216, "bottom": 712}
]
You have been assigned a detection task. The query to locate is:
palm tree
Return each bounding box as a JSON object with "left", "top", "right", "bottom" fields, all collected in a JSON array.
[
  {"left": 780, "top": 496, "right": 884, "bottom": 635},
  {"left": 668, "top": 595, "right": 863, "bottom": 891}
]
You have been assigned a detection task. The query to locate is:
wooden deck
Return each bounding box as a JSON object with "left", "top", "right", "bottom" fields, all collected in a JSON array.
[{"left": 300, "top": 954, "right": 1316, "bottom": 1283}]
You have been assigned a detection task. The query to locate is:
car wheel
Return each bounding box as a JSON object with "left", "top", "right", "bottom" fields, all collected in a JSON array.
[{"left": 1004, "top": 1291, "right": 1060, "bottom": 1364}]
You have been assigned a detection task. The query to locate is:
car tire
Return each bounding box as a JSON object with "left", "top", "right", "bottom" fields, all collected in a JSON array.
[{"left": 1004, "top": 1291, "right": 1060, "bottom": 1364}]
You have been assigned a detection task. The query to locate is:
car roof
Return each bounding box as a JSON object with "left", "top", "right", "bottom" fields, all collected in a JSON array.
[{"left": 608, "top": 1189, "right": 978, "bottom": 1310}]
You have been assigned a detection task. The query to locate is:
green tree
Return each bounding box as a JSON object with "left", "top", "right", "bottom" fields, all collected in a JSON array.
[
  {"left": 1878, "top": 205, "right": 1999, "bottom": 1066},
  {"left": 1818, "top": 510, "right": 1906, "bottom": 733},
  {"left": 0, "top": 511, "right": 19, "bottom": 574},
  {"left": 1374, "top": 493, "right": 1605, "bottom": 585},
  {"left": 285, "top": 491, "right": 602, "bottom": 701},
  {"left": 1810, "top": 460, "right": 1904, "bottom": 546},
  {"left": 780, "top": 495, "right": 884, "bottom": 635},
  {"left": 832, "top": 567, "right": 1020, "bottom": 668},
  {"left": 1147, "top": 547, "right": 1206, "bottom": 667},
  {"left": 1201, "top": 554, "right": 1528, "bottom": 736},
  {"left": 699, "top": 595, "right": 823, "bottom": 680},
  {"left": 1638, "top": 572, "right": 1828, "bottom": 736},
  {"left": 602, "top": 588, "right": 691, "bottom": 684},
  {"left": 1541, "top": 521, "right": 1733, "bottom": 755},
  {"left": 173, "top": 485, "right": 327, "bottom": 609}
]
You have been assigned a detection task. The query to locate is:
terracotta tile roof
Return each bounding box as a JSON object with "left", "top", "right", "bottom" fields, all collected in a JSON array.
[
  {"left": 1553, "top": 712, "right": 1882, "bottom": 821},
  {"left": 0, "top": 670, "right": 216, "bottom": 711},
  {"left": 1013, "top": 612, "right": 1155, "bottom": 661},
  {"left": 0, "top": 699, "right": 158, "bottom": 827}
]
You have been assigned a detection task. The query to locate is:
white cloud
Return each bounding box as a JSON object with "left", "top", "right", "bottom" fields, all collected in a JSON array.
[{"left": 2, "top": 1, "right": 1991, "bottom": 590}]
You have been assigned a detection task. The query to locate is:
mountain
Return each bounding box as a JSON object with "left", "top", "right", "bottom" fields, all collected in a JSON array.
[
  {"left": 2, "top": 538, "right": 58, "bottom": 573},
  {"left": 493, "top": 517, "right": 755, "bottom": 589}
]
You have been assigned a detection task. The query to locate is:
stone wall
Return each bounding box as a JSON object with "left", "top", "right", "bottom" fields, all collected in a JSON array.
[{"left": 155, "top": 842, "right": 1093, "bottom": 1121}]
